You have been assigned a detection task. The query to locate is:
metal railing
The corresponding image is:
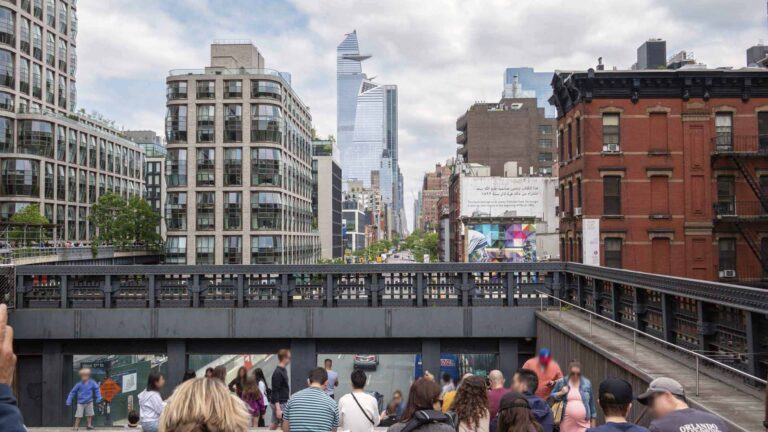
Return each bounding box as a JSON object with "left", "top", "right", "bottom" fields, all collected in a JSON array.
[{"left": 538, "top": 291, "right": 767, "bottom": 396}]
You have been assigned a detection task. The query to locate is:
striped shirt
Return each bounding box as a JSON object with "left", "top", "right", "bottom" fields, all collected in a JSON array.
[{"left": 283, "top": 386, "right": 339, "bottom": 432}]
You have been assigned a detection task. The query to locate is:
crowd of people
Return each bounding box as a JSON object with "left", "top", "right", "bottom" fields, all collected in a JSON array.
[{"left": 0, "top": 314, "right": 738, "bottom": 432}]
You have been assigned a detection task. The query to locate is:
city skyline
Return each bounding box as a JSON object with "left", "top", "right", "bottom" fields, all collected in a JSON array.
[{"left": 77, "top": 0, "right": 766, "bottom": 230}]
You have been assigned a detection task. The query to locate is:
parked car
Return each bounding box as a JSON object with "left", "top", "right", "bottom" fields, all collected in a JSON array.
[{"left": 353, "top": 354, "right": 379, "bottom": 370}]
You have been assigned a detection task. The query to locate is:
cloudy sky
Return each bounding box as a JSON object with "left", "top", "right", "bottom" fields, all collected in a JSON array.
[{"left": 77, "top": 0, "right": 766, "bottom": 230}]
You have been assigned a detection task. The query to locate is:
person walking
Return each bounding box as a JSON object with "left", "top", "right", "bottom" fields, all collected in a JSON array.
[
  {"left": 253, "top": 368, "right": 271, "bottom": 427},
  {"left": 522, "top": 348, "right": 563, "bottom": 400},
  {"left": 138, "top": 372, "right": 166, "bottom": 432},
  {"left": 270, "top": 349, "right": 291, "bottom": 430},
  {"left": 586, "top": 378, "right": 648, "bottom": 432},
  {"left": 495, "top": 392, "right": 544, "bottom": 432},
  {"left": 229, "top": 366, "right": 248, "bottom": 398},
  {"left": 440, "top": 373, "right": 455, "bottom": 401},
  {"left": 66, "top": 368, "right": 102, "bottom": 431},
  {"left": 550, "top": 361, "right": 596, "bottom": 432},
  {"left": 387, "top": 378, "right": 455, "bottom": 432},
  {"left": 324, "top": 358, "right": 340, "bottom": 400},
  {"left": 487, "top": 370, "right": 510, "bottom": 420},
  {"left": 282, "top": 367, "right": 339, "bottom": 432},
  {"left": 511, "top": 369, "right": 553, "bottom": 432},
  {"left": 452, "top": 375, "right": 490, "bottom": 432},
  {"left": 241, "top": 377, "right": 267, "bottom": 427},
  {"left": 338, "top": 369, "right": 380, "bottom": 432},
  {"left": 158, "top": 377, "right": 249, "bottom": 432},
  {"left": 212, "top": 365, "right": 227, "bottom": 383},
  {"left": 390, "top": 390, "right": 406, "bottom": 419},
  {"left": 637, "top": 377, "right": 728, "bottom": 432}
]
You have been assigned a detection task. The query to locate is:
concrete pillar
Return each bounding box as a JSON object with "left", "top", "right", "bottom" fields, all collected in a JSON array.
[
  {"left": 290, "top": 339, "right": 317, "bottom": 394},
  {"left": 746, "top": 311, "right": 767, "bottom": 379},
  {"left": 42, "top": 342, "right": 65, "bottom": 426},
  {"left": 498, "top": 338, "right": 519, "bottom": 381},
  {"left": 421, "top": 339, "right": 441, "bottom": 379},
  {"left": 166, "top": 340, "right": 187, "bottom": 392}
]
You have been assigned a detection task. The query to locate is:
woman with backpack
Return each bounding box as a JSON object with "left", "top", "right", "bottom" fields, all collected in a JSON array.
[
  {"left": 252, "top": 368, "right": 271, "bottom": 427},
  {"left": 387, "top": 378, "right": 455, "bottom": 432},
  {"left": 452, "top": 375, "right": 490, "bottom": 432}
]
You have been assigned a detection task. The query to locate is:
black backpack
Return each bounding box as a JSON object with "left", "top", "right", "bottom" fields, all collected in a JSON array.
[{"left": 401, "top": 409, "right": 456, "bottom": 432}]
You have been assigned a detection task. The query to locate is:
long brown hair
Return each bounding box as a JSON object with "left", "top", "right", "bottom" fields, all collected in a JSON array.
[
  {"left": 400, "top": 378, "right": 441, "bottom": 422},
  {"left": 453, "top": 376, "right": 488, "bottom": 428},
  {"left": 241, "top": 377, "right": 262, "bottom": 402},
  {"left": 496, "top": 392, "right": 543, "bottom": 432}
]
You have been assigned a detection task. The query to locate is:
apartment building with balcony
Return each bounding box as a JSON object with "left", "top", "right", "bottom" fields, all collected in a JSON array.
[
  {"left": 164, "top": 41, "right": 319, "bottom": 264},
  {"left": 551, "top": 67, "right": 768, "bottom": 286},
  {"left": 0, "top": 0, "right": 146, "bottom": 241}
]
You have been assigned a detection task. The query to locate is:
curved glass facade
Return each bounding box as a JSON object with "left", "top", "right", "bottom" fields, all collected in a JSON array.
[
  {"left": 1, "top": 158, "right": 39, "bottom": 196},
  {"left": 18, "top": 120, "right": 53, "bottom": 157},
  {"left": 0, "top": 7, "right": 15, "bottom": 47}
]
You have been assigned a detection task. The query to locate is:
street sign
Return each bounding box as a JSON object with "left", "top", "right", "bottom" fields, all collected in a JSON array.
[{"left": 99, "top": 378, "right": 122, "bottom": 402}]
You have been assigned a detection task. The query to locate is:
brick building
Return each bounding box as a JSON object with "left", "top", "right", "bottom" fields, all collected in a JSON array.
[
  {"left": 417, "top": 161, "right": 452, "bottom": 232},
  {"left": 551, "top": 67, "right": 768, "bottom": 285}
]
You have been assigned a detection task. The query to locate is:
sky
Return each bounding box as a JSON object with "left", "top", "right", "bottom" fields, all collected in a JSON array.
[{"left": 77, "top": 0, "right": 767, "bottom": 231}]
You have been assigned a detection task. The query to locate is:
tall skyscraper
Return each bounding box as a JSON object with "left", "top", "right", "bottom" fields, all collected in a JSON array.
[{"left": 336, "top": 31, "right": 403, "bottom": 236}]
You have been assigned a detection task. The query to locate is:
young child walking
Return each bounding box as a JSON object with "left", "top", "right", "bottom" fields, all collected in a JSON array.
[
  {"left": 241, "top": 377, "right": 266, "bottom": 427},
  {"left": 66, "top": 368, "right": 102, "bottom": 430}
]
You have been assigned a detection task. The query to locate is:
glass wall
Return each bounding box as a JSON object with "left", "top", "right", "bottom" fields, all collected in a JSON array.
[{"left": 0, "top": 159, "right": 38, "bottom": 196}]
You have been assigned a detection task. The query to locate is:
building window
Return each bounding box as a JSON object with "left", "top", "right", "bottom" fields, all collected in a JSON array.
[
  {"left": 251, "top": 80, "right": 281, "bottom": 100},
  {"left": 19, "top": 58, "right": 29, "bottom": 95},
  {"left": 0, "top": 116, "right": 12, "bottom": 153},
  {"left": 0, "top": 7, "right": 14, "bottom": 47},
  {"left": 576, "top": 178, "right": 582, "bottom": 208},
  {"left": 539, "top": 125, "right": 553, "bottom": 135},
  {"left": 224, "top": 191, "right": 242, "bottom": 230},
  {"left": 251, "top": 235, "right": 282, "bottom": 264},
  {"left": 538, "top": 153, "right": 553, "bottom": 163},
  {"left": 44, "top": 163, "right": 54, "bottom": 199},
  {"left": 45, "top": 32, "right": 54, "bottom": 67},
  {"left": 716, "top": 176, "right": 735, "bottom": 215},
  {"left": 538, "top": 138, "right": 552, "bottom": 149},
  {"left": 602, "top": 113, "right": 620, "bottom": 152},
  {"left": 224, "top": 104, "right": 242, "bottom": 142},
  {"left": 88, "top": 172, "right": 95, "bottom": 203},
  {"left": 166, "top": 149, "right": 187, "bottom": 186},
  {"left": 66, "top": 205, "right": 74, "bottom": 240},
  {"left": 165, "top": 192, "right": 187, "bottom": 230},
  {"left": 196, "top": 105, "right": 215, "bottom": 143},
  {"left": 45, "top": 0, "right": 54, "bottom": 26},
  {"left": 32, "top": 24, "right": 41, "bottom": 61},
  {"left": 196, "top": 191, "right": 215, "bottom": 230},
  {"left": 57, "top": 1, "right": 67, "bottom": 34},
  {"left": 251, "top": 104, "right": 283, "bottom": 143},
  {"left": 603, "top": 176, "right": 621, "bottom": 215},
  {"left": 0, "top": 159, "right": 38, "bottom": 196},
  {"left": 567, "top": 123, "right": 572, "bottom": 159},
  {"left": 251, "top": 148, "right": 281, "bottom": 186},
  {"left": 19, "top": 18, "right": 29, "bottom": 54},
  {"left": 251, "top": 191, "right": 282, "bottom": 231},
  {"left": 224, "top": 80, "right": 242, "bottom": 98},
  {"left": 196, "top": 236, "right": 214, "bottom": 265},
  {"left": 17, "top": 120, "right": 53, "bottom": 157},
  {"left": 604, "top": 238, "right": 622, "bottom": 269},
  {"left": 539, "top": 167, "right": 552, "bottom": 176},
  {"left": 196, "top": 80, "right": 214, "bottom": 99},
  {"left": 758, "top": 112, "right": 768, "bottom": 152},
  {"left": 715, "top": 112, "right": 733, "bottom": 151},
  {"left": 31, "top": 63, "right": 41, "bottom": 99},
  {"left": 567, "top": 181, "right": 573, "bottom": 213},
  {"left": 718, "top": 238, "right": 736, "bottom": 272},
  {"left": 196, "top": 148, "right": 215, "bottom": 186},
  {"left": 57, "top": 75, "right": 66, "bottom": 108},
  {"left": 223, "top": 236, "right": 242, "bottom": 264},
  {"left": 57, "top": 39, "right": 66, "bottom": 72},
  {"left": 165, "top": 105, "right": 187, "bottom": 143},
  {"left": 167, "top": 81, "right": 187, "bottom": 100},
  {"left": 44, "top": 68, "right": 54, "bottom": 104},
  {"left": 558, "top": 129, "right": 564, "bottom": 162},
  {"left": 57, "top": 166, "right": 65, "bottom": 199},
  {"left": 0, "top": 49, "right": 12, "bottom": 89},
  {"left": 165, "top": 236, "right": 187, "bottom": 264},
  {"left": 224, "top": 148, "right": 242, "bottom": 186},
  {"left": 575, "top": 117, "right": 581, "bottom": 155}
]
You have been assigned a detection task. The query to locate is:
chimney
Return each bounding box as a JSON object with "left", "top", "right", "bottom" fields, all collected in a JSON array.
[{"left": 597, "top": 57, "right": 605, "bottom": 71}]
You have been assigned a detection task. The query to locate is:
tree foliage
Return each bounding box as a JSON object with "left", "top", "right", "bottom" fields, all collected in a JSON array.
[
  {"left": 9, "top": 204, "right": 50, "bottom": 244},
  {"left": 89, "top": 193, "right": 161, "bottom": 252},
  {"left": 400, "top": 230, "right": 439, "bottom": 263}
]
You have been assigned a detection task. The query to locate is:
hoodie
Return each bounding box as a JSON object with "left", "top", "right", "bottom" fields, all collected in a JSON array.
[
  {"left": 0, "top": 384, "right": 25, "bottom": 432},
  {"left": 524, "top": 391, "right": 554, "bottom": 432},
  {"left": 138, "top": 390, "right": 165, "bottom": 423}
]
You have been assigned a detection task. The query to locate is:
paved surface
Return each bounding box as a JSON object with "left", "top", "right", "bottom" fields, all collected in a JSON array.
[{"left": 538, "top": 310, "right": 765, "bottom": 432}]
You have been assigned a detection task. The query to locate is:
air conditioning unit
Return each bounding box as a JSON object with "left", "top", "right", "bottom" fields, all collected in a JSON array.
[
  {"left": 574, "top": 207, "right": 583, "bottom": 216},
  {"left": 719, "top": 269, "right": 736, "bottom": 278},
  {"left": 603, "top": 144, "right": 620, "bottom": 153}
]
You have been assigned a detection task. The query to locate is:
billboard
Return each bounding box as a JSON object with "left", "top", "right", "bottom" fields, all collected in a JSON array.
[
  {"left": 460, "top": 177, "right": 546, "bottom": 219},
  {"left": 466, "top": 223, "right": 536, "bottom": 263},
  {"left": 583, "top": 218, "right": 600, "bottom": 266}
]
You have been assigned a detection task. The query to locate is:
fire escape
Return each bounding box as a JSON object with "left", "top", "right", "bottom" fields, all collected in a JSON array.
[{"left": 712, "top": 133, "right": 768, "bottom": 283}]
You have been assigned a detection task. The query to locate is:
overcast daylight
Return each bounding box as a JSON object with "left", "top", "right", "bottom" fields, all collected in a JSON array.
[{"left": 76, "top": 0, "right": 766, "bottom": 229}]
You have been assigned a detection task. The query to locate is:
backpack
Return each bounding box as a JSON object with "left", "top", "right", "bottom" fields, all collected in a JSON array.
[{"left": 401, "top": 409, "right": 455, "bottom": 432}]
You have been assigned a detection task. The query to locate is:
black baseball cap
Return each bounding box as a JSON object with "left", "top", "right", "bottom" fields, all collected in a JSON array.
[{"left": 598, "top": 378, "right": 634, "bottom": 405}]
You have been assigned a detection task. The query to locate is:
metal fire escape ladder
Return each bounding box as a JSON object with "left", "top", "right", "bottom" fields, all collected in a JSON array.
[
  {"left": 732, "top": 157, "right": 768, "bottom": 212},
  {"left": 734, "top": 221, "right": 768, "bottom": 275}
]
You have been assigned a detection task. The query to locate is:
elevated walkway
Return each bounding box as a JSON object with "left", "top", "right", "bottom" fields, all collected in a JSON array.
[{"left": 537, "top": 310, "right": 765, "bottom": 432}]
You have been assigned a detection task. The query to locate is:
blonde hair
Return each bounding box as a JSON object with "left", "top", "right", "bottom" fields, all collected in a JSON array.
[{"left": 159, "top": 378, "right": 250, "bottom": 432}]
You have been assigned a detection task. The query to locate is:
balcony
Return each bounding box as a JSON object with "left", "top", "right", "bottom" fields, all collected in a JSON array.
[
  {"left": 711, "top": 135, "right": 767, "bottom": 156},
  {"left": 713, "top": 201, "right": 768, "bottom": 221}
]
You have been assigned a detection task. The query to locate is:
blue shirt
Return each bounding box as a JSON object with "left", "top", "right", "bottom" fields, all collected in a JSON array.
[
  {"left": 325, "top": 369, "right": 338, "bottom": 396},
  {"left": 283, "top": 387, "right": 339, "bottom": 432},
  {"left": 66, "top": 380, "right": 102, "bottom": 405},
  {"left": 588, "top": 422, "right": 650, "bottom": 432},
  {"left": 0, "top": 384, "right": 25, "bottom": 432},
  {"left": 524, "top": 391, "right": 554, "bottom": 432}
]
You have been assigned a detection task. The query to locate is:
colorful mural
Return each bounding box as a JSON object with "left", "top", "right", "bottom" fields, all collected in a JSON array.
[{"left": 466, "top": 223, "right": 536, "bottom": 263}]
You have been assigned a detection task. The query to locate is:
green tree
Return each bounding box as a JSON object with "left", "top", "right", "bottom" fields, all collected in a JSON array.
[
  {"left": 9, "top": 204, "right": 50, "bottom": 244},
  {"left": 89, "top": 193, "right": 161, "bottom": 253}
]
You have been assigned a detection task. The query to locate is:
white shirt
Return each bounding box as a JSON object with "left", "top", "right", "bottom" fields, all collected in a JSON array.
[
  {"left": 138, "top": 390, "right": 166, "bottom": 423},
  {"left": 258, "top": 380, "right": 270, "bottom": 405},
  {"left": 337, "top": 391, "right": 380, "bottom": 432}
]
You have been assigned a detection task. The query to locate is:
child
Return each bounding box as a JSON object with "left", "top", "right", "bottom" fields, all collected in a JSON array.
[
  {"left": 241, "top": 377, "right": 266, "bottom": 427},
  {"left": 125, "top": 410, "right": 142, "bottom": 429},
  {"left": 66, "top": 368, "right": 102, "bottom": 430}
]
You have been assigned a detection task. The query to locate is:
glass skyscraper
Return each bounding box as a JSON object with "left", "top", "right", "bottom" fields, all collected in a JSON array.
[{"left": 336, "top": 31, "right": 404, "bottom": 234}]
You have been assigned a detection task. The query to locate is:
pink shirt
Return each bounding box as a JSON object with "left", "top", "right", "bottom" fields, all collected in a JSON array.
[
  {"left": 560, "top": 380, "right": 589, "bottom": 432},
  {"left": 487, "top": 387, "right": 510, "bottom": 419}
]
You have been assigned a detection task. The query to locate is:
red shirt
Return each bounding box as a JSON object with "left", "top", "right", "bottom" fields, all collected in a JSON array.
[
  {"left": 522, "top": 357, "right": 563, "bottom": 400},
  {"left": 487, "top": 387, "right": 510, "bottom": 419}
]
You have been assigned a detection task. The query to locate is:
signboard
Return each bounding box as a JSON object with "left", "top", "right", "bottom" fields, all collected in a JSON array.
[
  {"left": 583, "top": 218, "right": 600, "bottom": 266},
  {"left": 466, "top": 223, "right": 536, "bottom": 263},
  {"left": 460, "top": 177, "right": 546, "bottom": 219},
  {"left": 99, "top": 378, "right": 122, "bottom": 402},
  {"left": 119, "top": 372, "right": 137, "bottom": 394}
]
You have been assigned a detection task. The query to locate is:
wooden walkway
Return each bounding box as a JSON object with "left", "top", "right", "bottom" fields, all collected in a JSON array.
[{"left": 537, "top": 310, "right": 765, "bottom": 432}]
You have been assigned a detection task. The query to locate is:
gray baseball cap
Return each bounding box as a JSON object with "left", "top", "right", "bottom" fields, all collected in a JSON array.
[{"left": 637, "top": 377, "right": 686, "bottom": 405}]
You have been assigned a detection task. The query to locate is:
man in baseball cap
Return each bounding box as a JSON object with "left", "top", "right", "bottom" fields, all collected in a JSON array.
[
  {"left": 522, "top": 347, "right": 563, "bottom": 400},
  {"left": 586, "top": 378, "right": 648, "bottom": 432},
  {"left": 637, "top": 377, "right": 729, "bottom": 432}
]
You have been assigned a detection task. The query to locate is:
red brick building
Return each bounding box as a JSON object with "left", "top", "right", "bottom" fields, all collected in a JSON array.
[
  {"left": 551, "top": 68, "right": 768, "bottom": 285},
  {"left": 417, "top": 162, "right": 453, "bottom": 232}
]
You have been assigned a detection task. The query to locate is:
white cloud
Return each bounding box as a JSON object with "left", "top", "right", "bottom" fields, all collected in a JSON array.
[{"left": 76, "top": 0, "right": 766, "bottom": 231}]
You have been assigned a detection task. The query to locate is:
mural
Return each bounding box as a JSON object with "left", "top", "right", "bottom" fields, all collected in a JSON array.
[{"left": 466, "top": 223, "right": 536, "bottom": 263}]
